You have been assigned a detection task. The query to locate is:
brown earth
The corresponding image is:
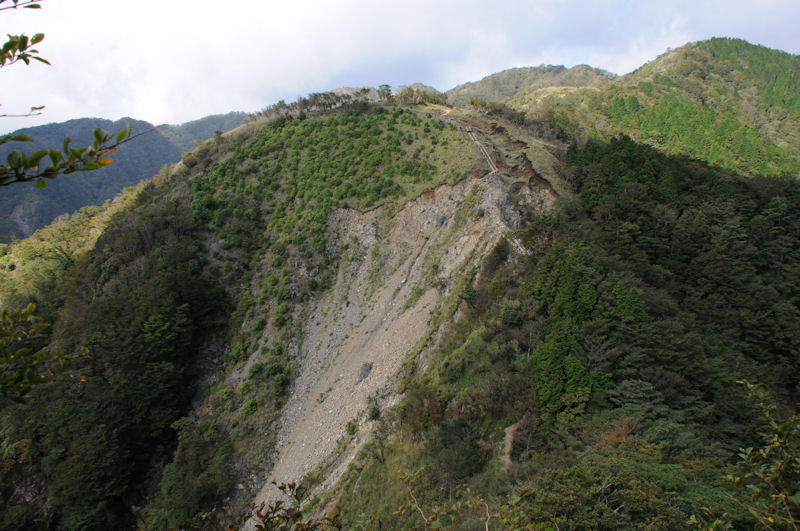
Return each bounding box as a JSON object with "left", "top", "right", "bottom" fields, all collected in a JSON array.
[{"left": 248, "top": 172, "right": 553, "bottom": 522}]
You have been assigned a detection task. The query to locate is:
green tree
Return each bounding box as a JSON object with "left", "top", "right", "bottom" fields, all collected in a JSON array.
[
  {"left": 726, "top": 382, "right": 800, "bottom": 529},
  {"left": 0, "top": 0, "right": 132, "bottom": 188},
  {"left": 0, "top": 0, "right": 131, "bottom": 398},
  {"left": 0, "top": 303, "right": 71, "bottom": 397}
]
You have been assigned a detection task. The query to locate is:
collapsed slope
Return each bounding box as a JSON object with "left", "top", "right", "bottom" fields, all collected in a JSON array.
[
  {"left": 2, "top": 40, "right": 799, "bottom": 528},
  {"left": 2, "top": 102, "right": 496, "bottom": 528},
  {"left": 142, "top": 103, "right": 558, "bottom": 526},
  {"left": 315, "top": 136, "right": 800, "bottom": 531},
  {"left": 253, "top": 168, "right": 554, "bottom": 509}
]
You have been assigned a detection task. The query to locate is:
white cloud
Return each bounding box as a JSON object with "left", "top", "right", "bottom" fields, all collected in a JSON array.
[{"left": 0, "top": 0, "right": 798, "bottom": 133}]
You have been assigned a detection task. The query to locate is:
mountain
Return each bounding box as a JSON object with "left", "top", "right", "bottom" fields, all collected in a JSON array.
[
  {"left": 0, "top": 112, "right": 245, "bottom": 241},
  {"left": 157, "top": 112, "right": 248, "bottom": 152},
  {"left": 501, "top": 38, "right": 800, "bottom": 176},
  {"left": 447, "top": 64, "right": 617, "bottom": 104},
  {"left": 0, "top": 39, "right": 798, "bottom": 530}
]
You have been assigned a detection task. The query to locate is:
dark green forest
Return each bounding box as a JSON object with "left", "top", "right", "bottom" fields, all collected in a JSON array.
[
  {"left": 0, "top": 179, "right": 224, "bottom": 528},
  {"left": 328, "top": 135, "right": 800, "bottom": 529},
  {"left": 1, "top": 37, "right": 799, "bottom": 530}
]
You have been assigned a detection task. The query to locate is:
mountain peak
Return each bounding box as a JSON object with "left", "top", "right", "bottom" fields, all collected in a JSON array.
[{"left": 447, "top": 63, "right": 616, "bottom": 104}]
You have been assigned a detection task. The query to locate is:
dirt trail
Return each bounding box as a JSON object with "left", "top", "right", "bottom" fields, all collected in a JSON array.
[
  {"left": 466, "top": 126, "right": 498, "bottom": 173},
  {"left": 430, "top": 104, "right": 560, "bottom": 198},
  {"left": 501, "top": 421, "right": 521, "bottom": 472}
]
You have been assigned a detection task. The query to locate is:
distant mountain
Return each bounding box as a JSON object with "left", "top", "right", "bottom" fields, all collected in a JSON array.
[
  {"left": 626, "top": 38, "right": 800, "bottom": 152},
  {"left": 447, "top": 64, "right": 616, "bottom": 104},
  {"left": 157, "top": 112, "right": 247, "bottom": 152},
  {"left": 501, "top": 38, "right": 800, "bottom": 176},
  {"left": 1, "top": 38, "right": 799, "bottom": 531},
  {"left": 0, "top": 112, "right": 245, "bottom": 240}
]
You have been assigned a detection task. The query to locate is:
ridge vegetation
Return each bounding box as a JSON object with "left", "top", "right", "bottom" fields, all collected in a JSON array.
[
  {"left": 0, "top": 113, "right": 246, "bottom": 241},
  {"left": 0, "top": 37, "right": 798, "bottom": 529},
  {"left": 497, "top": 38, "right": 800, "bottom": 177}
]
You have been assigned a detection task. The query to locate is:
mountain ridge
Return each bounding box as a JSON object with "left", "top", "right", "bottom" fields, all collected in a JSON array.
[
  {"left": 447, "top": 63, "right": 617, "bottom": 104},
  {"left": 0, "top": 37, "right": 798, "bottom": 529},
  {"left": 0, "top": 112, "right": 246, "bottom": 241}
]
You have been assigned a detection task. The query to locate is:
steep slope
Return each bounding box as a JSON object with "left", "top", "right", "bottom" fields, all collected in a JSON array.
[
  {"left": 318, "top": 135, "right": 800, "bottom": 531},
  {"left": 0, "top": 113, "right": 245, "bottom": 241},
  {"left": 447, "top": 64, "right": 616, "bottom": 105},
  {"left": 252, "top": 169, "right": 553, "bottom": 511},
  {"left": 502, "top": 38, "right": 800, "bottom": 177},
  {"left": 0, "top": 97, "right": 567, "bottom": 528},
  {"left": 1, "top": 40, "right": 799, "bottom": 531},
  {"left": 0, "top": 101, "right": 485, "bottom": 527}
]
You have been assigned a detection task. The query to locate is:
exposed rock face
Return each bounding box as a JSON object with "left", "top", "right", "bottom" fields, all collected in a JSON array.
[{"left": 250, "top": 172, "right": 553, "bottom": 514}]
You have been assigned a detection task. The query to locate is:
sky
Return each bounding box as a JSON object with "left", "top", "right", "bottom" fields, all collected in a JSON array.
[{"left": 1, "top": 0, "right": 799, "bottom": 133}]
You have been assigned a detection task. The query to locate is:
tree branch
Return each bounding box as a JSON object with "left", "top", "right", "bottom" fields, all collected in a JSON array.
[{"left": 0, "top": 0, "right": 44, "bottom": 11}]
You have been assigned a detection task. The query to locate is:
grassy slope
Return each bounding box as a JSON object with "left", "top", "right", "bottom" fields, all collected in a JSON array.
[
  {"left": 500, "top": 38, "right": 800, "bottom": 178},
  {"left": 447, "top": 64, "right": 616, "bottom": 105}
]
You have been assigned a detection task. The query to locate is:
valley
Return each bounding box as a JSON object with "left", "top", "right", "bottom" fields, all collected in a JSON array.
[{"left": 0, "top": 37, "right": 798, "bottom": 530}]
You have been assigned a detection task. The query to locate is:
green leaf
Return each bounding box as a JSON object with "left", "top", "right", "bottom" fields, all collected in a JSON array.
[
  {"left": 79, "top": 161, "right": 101, "bottom": 172},
  {"left": 47, "top": 150, "right": 63, "bottom": 164},
  {"left": 7, "top": 151, "right": 20, "bottom": 169},
  {"left": 30, "top": 33, "right": 44, "bottom": 44},
  {"left": 9, "top": 134, "right": 32, "bottom": 142},
  {"left": 28, "top": 150, "right": 47, "bottom": 167},
  {"left": 36, "top": 179, "right": 46, "bottom": 189}
]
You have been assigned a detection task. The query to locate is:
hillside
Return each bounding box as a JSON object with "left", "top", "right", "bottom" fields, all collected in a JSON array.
[
  {"left": 502, "top": 38, "right": 800, "bottom": 177},
  {"left": 447, "top": 64, "right": 616, "bottom": 105},
  {"left": 0, "top": 112, "right": 245, "bottom": 241},
  {"left": 0, "top": 39, "right": 799, "bottom": 530}
]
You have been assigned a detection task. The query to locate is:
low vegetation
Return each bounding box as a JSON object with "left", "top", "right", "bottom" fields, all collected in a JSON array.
[
  {"left": 329, "top": 135, "right": 800, "bottom": 529},
  {"left": 1, "top": 37, "right": 799, "bottom": 530}
]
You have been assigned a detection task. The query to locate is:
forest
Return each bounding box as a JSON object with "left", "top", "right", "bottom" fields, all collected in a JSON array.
[
  {"left": 1, "top": 37, "right": 799, "bottom": 530},
  {"left": 326, "top": 134, "right": 800, "bottom": 529}
]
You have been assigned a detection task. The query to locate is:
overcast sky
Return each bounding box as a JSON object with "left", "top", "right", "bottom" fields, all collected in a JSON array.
[{"left": 1, "top": 0, "right": 799, "bottom": 133}]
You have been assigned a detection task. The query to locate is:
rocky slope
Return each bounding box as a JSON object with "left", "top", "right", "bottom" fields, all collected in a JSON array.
[
  {"left": 251, "top": 168, "right": 553, "bottom": 512},
  {"left": 2, "top": 38, "right": 799, "bottom": 530}
]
